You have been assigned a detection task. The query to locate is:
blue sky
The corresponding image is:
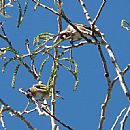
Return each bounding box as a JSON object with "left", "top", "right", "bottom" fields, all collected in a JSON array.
[{"left": 0, "top": 0, "right": 130, "bottom": 130}]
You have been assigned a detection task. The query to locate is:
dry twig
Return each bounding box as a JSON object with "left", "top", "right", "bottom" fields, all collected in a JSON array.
[
  {"left": 0, "top": 98, "right": 36, "bottom": 130},
  {"left": 120, "top": 106, "right": 130, "bottom": 130},
  {"left": 92, "top": 0, "right": 106, "bottom": 25},
  {"left": 19, "top": 88, "right": 73, "bottom": 130},
  {"left": 111, "top": 107, "right": 126, "bottom": 130}
]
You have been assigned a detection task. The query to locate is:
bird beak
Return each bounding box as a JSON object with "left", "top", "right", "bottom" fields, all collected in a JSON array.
[{"left": 26, "top": 89, "right": 33, "bottom": 99}]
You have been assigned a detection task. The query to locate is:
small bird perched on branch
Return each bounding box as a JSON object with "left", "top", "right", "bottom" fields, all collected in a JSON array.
[
  {"left": 54, "top": 24, "right": 102, "bottom": 69},
  {"left": 57, "top": 24, "right": 101, "bottom": 43},
  {"left": 27, "top": 81, "right": 63, "bottom": 100}
]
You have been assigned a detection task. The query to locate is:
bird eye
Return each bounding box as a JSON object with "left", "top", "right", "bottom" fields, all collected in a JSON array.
[
  {"left": 58, "top": 34, "right": 65, "bottom": 39},
  {"left": 59, "top": 33, "right": 70, "bottom": 39},
  {"left": 62, "top": 34, "right": 67, "bottom": 39}
]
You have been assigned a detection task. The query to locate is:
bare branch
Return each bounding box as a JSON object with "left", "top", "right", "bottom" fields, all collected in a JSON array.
[
  {"left": 98, "top": 84, "right": 113, "bottom": 130},
  {"left": 50, "top": 1, "right": 63, "bottom": 129},
  {"left": 0, "top": 22, "right": 12, "bottom": 47},
  {"left": 32, "top": 0, "right": 58, "bottom": 15},
  {"left": 0, "top": 116, "right": 7, "bottom": 130},
  {"left": 45, "top": 40, "right": 99, "bottom": 50},
  {"left": 120, "top": 106, "right": 130, "bottom": 130},
  {"left": 92, "top": 0, "right": 106, "bottom": 25},
  {"left": 0, "top": 23, "right": 39, "bottom": 81},
  {"left": 111, "top": 107, "right": 126, "bottom": 130},
  {"left": 97, "top": 45, "right": 112, "bottom": 130},
  {"left": 78, "top": 0, "right": 92, "bottom": 25},
  {"left": 25, "top": 39, "right": 39, "bottom": 80},
  {"left": 97, "top": 45, "right": 111, "bottom": 85},
  {"left": 112, "top": 64, "right": 130, "bottom": 86},
  {"left": 0, "top": 106, "right": 7, "bottom": 130},
  {"left": 77, "top": 0, "right": 104, "bottom": 39},
  {"left": 0, "top": 98, "right": 36, "bottom": 130},
  {"left": 102, "top": 41, "right": 130, "bottom": 100}
]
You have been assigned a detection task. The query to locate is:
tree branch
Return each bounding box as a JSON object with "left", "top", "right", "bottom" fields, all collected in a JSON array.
[
  {"left": 32, "top": 0, "right": 58, "bottom": 15},
  {"left": 111, "top": 107, "right": 126, "bottom": 130},
  {"left": 0, "top": 98, "right": 36, "bottom": 130},
  {"left": 120, "top": 106, "right": 130, "bottom": 130},
  {"left": 104, "top": 43, "right": 130, "bottom": 100},
  {"left": 92, "top": 0, "right": 106, "bottom": 25}
]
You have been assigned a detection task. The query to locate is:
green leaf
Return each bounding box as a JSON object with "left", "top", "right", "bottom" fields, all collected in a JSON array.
[
  {"left": 121, "top": 19, "right": 130, "bottom": 27},
  {"left": 121, "top": 19, "right": 130, "bottom": 32},
  {"left": 43, "top": 38, "right": 63, "bottom": 55},
  {"left": 34, "top": 41, "right": 47, "bottom": 52},
  {"left": 58, "top": 49, "right": 70, "bottom": 58},
  {"left": 47, "top": 59, "right": 59, "bottom": 88},
  {"left": 2, "top": 57, "right": 18, "bottom": 73},
  {"left": 17, "top": 0, "right": 28, "bottom": 28},
  {"left": 12, "top": 63, "right": 21, "bottom": 88},
  {"left": 59, "top": 58, "right": 79, "bottom": 91},
  {"left": 37, "top": 56, "right": 49, "bottom": 81},
  {"left": 17, "top": 0, "right": 23, "bottom": 27},
  {"left": 33, "top": 32, "right": 54, "bottom": 45},
  {"left": 23, "top": 100, "right": 30, "bottom": 112}
]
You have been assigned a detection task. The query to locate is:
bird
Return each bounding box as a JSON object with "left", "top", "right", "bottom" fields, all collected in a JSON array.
[
  {"left": 27, "top": 82, "right": 63, "bottom": 100},
  {"left": 57, "top": 24, "right": 101, "bottom": 43}
]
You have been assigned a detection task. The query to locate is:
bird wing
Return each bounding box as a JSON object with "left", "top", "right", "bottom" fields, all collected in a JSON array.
[{"left": 33, "top": 84, "right": 48, "bottom": 90}]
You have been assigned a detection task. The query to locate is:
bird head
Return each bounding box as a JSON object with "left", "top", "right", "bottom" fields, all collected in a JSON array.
[{"left": 58, "top": 32, "right": 71, "bottom": 40}]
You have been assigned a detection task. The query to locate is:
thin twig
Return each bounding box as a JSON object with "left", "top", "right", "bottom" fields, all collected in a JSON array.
[
  {"left": 83, "top": 0, "right": 130, "bottom": 103},
  {"left": 97, "top": 45, "right": 112, "bottom": 130},
  {"left": 45, "top": 40, "right": 99, "bottom": 50},
  {"left": 120, "top": 106, "right": 130, "bottom": 130},
  {"left": 98, "top": 85, "right": 113, "bottom": 130},
  {"left": 111, "top": 107, "right": 126, "bottom": 130},
  {"left": 0, "top": 98, "right": 36, "bottom": 130},
  {"left": 104, "top": 43, "right": 130, "bottom": 100},
  {"left": 0, "top": 22, "right": 12, "bottom": 47},
  {"left": 92, "top": 0, "right": 106, "bottom": 25},
  {"left": 97, "top": 45, "right": 111, "bottom": 85},
  {"left": 35, "top": 103, "right": 50, "bottom": 116},
  {"left": 25, "top": 39, "right": 31, "bottom": 55},
  {"left": 25, "top": 40, "right": 38, "bottom": 78},
  {"left": 78, "top": 0, "right": 105, "bottom": 38},
  {"left": 21, "top": 108, "right": 37, "bottom": 115},
  {"left": 32, "top": 0, "right": 58, "bottom": 15},
  {"left": 0, "top": 23, "right": 39, "bottom": 80},
  {"left": 31, "top": 59, "right": 39, "bottom": 80},
  {"left": 78, "top": 0, "right": 92, "bottom": 25},
  {"left": 0, "top": 117, "right": 7, "bottom": 130},
  {"left": 50, "top": 1, "right": 62, "bottom": 129},
  {"left": 0, "top": 109, "right": 7, "bottom": 130},
  {"left": 111, "top": 64, "right": 130, "bottom": 87},
  {"left": 98, "top": 64, "right": 112, "bottom": 130}
]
